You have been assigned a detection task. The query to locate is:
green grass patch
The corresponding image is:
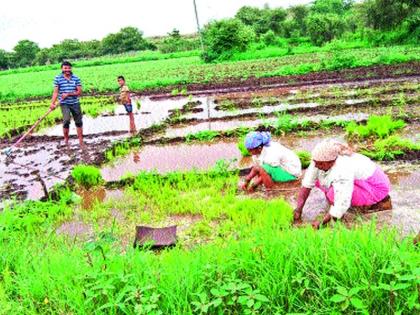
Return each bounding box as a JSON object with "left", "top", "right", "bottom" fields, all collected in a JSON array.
[
  {"left": 71, "top": 165, "right": 104, "bottom": 189},
  {"left": 346, "top": 115, "right": 406, "bottom": 139}
]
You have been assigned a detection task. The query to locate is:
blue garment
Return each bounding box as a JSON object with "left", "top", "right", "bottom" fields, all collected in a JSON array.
[
  {"left": 245, "top": 131, "right": 271, "bottom": 150},
  {"left": 53, "top": 73, "right": 82, "bottom": 105},
  {"left": 123, "top": 103, "right": 133, "bottom": 113}
]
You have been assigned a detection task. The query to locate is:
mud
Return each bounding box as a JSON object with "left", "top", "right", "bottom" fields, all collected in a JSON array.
[
  {"left": 1, "top": 67, "right": 418, "bottom": 202},
  {"left": 142, "top": 63, "right": 420, "bottom": 98}
]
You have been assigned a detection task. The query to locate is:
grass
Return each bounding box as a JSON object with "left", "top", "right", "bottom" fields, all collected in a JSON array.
[
  {"left": 0, "top": 45, "right": 419, "bottom": 103},
  {"left": 71, "top": 165, "right": 104, "bottom": 189},
  {"left": 104, "top": 137, "right": 142, "bottom": 162},
  {"left": 185, "top": 130, "right": 221, "bottom": 143},
  {"left": 0, "top": 96, "right": 116, "bottom": 138},
  {"left": 0, "top": 166, "right": 418, "bottom": 314}
]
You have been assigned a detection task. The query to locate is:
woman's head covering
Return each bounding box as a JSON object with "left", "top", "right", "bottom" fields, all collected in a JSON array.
[
  {"left": 244, "top": 131, "right": 271, "bottom": 150},
  {"left": 312, "top": 139, "right": 353, "bottom": 162}
]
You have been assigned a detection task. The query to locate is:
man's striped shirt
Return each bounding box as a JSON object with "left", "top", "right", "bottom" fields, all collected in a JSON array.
[{"left": 53, "top": 73, "right": 82, "bottom": 105}]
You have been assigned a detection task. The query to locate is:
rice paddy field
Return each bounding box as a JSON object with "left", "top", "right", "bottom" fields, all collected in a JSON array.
[{"left": 0, "top": 45, "right": 419, "bottom": 314}]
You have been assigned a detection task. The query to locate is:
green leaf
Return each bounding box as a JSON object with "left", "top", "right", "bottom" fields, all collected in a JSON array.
[
  {"left": 212, "top": 297, "right": 223, "bottom": 307},
  {"left": 341, "top": 299, "right": 350, "bottom": 311},
  {"left": 247, "top": 299, "right": 254, "bottom": 308},
  {"left": 350, "top": 297, "right": 365, "bottom": 309},
  {"left": 349, "top": 287, "right": 362, "bottom": 296},
  {"left": 255, "top": 294, "right": 269, "bottom": 302},
  {"left": 337, "top": 286, "right": 348, "bottom": 296},
  {"left": 331, "top": 294, "right": 346, "bottom": 303}
]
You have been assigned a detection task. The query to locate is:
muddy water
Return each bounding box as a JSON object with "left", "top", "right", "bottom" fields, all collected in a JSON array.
[
  {"left": 164, "top": 113, "right": 369, "bottom": 139},
  {"left": 38, "top": 96, "right": 188, "bottom": 136},
  {"left": 101, "top": 141, "right": 243, "bottom": 181},
  {"left": 0, "top": 97, "right": 196, "bottom": 201},
  {"left": 101, "top": 134, "right": 343, "bottom": 182}
]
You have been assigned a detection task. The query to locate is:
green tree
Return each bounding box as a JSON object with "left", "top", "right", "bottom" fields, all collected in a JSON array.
[
  {"left": 311, "top": 0, "right": 354, "bottom": 15},
  {"left": 306, "top": 13, "right": 345, "bottom": 45},
  {"left": 361, "top": 0, "right": 419, "bottom": 30},
  {"left": 13, "top": 40, "right": 40, "bottom": 67},
  {"left": 283, "top": 5, "right": 310, "bottom": 37},
  {"left": 34, "top": 48, "right": 51, "bottom": 65},
  {"left": 101, "top": 27, "right": 151, "bottom": 54},
  {"left": 201, "top": 18, "right": 255, "bottom": 62},
  {"left": 236, "top": 6, "right": 287, "bottom": 36},
  {"left": 0, "top": 49, "right": 12, "bottom": 69}
]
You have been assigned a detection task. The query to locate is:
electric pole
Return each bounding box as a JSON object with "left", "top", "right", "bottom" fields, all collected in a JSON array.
[{"left": 193, "top": 0, "right": 205, "bottom": 51}]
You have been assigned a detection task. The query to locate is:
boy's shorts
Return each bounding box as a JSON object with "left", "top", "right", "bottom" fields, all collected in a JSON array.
[
  {"left": 262, "top": 163, "right": 296, "bottom": 182},
  {"left": 123, "top": 103, "right": 133, "bottom": 113}
]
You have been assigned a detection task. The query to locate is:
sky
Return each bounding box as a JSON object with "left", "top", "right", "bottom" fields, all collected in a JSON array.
[{"left": 0, "top": 0, "right": 313, "bottom": 51}]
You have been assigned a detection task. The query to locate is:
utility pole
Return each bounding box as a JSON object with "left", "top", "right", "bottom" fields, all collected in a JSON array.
[{"left": 193, "top": 0, "right": 205, "bottom": 51}]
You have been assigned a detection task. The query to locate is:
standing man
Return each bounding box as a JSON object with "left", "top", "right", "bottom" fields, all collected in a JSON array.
[{"left": 50, "top": 61, "right": 84, "bottom": 147}]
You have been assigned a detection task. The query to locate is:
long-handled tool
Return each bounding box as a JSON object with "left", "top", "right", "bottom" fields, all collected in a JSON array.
[{"left": 2, "top": 108, "right": 54, "bottom": 157}]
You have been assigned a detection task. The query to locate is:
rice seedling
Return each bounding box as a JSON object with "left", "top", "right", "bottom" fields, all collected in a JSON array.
[{"left": 71, "top": 165, "right": 104, "bottom": 189}]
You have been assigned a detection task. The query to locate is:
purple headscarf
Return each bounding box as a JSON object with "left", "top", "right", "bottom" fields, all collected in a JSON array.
[{"left": 244, "top": 131, "right": 271, "bottom": 150}]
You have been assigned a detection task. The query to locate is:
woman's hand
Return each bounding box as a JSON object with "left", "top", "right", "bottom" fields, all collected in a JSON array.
[
  {"left": 311, "top": 220, "right": 321, "bottom": 229},
  {"left": 293, "top": 208, "right": 302, "bottom": 221}
]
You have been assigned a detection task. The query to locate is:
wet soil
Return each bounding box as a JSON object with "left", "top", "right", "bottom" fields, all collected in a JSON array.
[
  {"left": 1, "top": 69, "right": 418, "bottom": 203},
  {"left": 140, "top": 63, "right": 420, "bottom": 98}
]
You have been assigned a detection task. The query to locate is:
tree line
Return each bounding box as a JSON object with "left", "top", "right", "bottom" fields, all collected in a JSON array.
[{"left": 0, "top": 0, "right": 418, "bottom": 69}]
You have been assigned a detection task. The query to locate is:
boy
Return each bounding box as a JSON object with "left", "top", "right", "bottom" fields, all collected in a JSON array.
[{"left": 117, "top": 76, "right": 136, "bottom": 133}]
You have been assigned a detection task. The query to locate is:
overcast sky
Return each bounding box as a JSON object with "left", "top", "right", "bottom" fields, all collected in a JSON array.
[{"left": 0, "top": 0, "right": 313, "bottom": 51}]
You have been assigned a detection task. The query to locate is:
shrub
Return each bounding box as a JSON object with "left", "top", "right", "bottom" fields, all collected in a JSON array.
[
  {"left": 296, "top": 150, "right": 311, "bottom": 169},
  {"left": 201, "top": 18, "right": 256, "bottom": 62},
  {"left": 262, "top": 30, "right": 277, "bottom": 46},
  {"left": 345, "top": 115, "right": 406, "bottom": 139},
  {"left": 71, "top": 164, "right": 104, "bottom": 189}
]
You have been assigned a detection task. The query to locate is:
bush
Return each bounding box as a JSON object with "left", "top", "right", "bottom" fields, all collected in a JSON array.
[
  {"left": 71, "top": 164, "right": 104, "bottom": 189},
  {"left": 306, "top": 13, "right": 345, "bottom": 46},
  {"left": 201, "top": 18, "right": 256, "bottom": 62},
  {"left": 262, "top": 30, "right": 277, "bottom": 46},
  {"left": 296, "top": 150, "right": 311, "bottom": 169},
  {"left": 345, "top": 115, "right": 406, "bottom": 139}
]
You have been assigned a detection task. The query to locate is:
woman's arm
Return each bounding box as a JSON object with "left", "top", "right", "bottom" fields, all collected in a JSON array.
[{"left": 294, "top": 187, "right": 311, "bottom": 220}]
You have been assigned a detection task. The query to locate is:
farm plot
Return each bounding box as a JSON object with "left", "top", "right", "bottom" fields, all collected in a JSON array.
[
  {"left": 0, "top": 46, "right": 419, "bottom": 103},
  {"left": 0, "top": 61, "right": 419, "bottom": 315}
]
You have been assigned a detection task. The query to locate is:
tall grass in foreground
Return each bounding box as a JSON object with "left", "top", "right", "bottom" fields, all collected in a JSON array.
[
  {"left": 0, "top": 168, "right": 418, "bottom": 314},
  {"left": 0, "top": 224, "right": 418, "bottom": 314}
]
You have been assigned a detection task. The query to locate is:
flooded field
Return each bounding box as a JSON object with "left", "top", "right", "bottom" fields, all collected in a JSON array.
[{"left": 1, "top": 73, "right": 419, "bottom": 238}]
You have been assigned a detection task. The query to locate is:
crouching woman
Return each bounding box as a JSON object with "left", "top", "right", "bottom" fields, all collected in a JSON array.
[
  {"left": 241, "top": 131, "right": 302, "bottom": 192},
  {"left": 294, "top": 139, "right": 391, "bottom": 229}
]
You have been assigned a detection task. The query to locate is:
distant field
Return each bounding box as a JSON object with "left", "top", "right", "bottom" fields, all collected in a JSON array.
[{"left": 0, "top": 45, "right": 419, "bottom": 102}]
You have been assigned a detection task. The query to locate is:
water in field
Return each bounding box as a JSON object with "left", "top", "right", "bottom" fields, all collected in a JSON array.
[{"left": 1, "top": 74, "right": 419, "bottom": 238}]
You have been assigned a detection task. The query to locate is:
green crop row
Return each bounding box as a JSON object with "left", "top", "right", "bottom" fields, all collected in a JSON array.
[
  {"left": 0, "top": 46, "right": 418, "bottom": 103},
  {"left": 0, "top": 96, "right": 116, "bottom": 139}
]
